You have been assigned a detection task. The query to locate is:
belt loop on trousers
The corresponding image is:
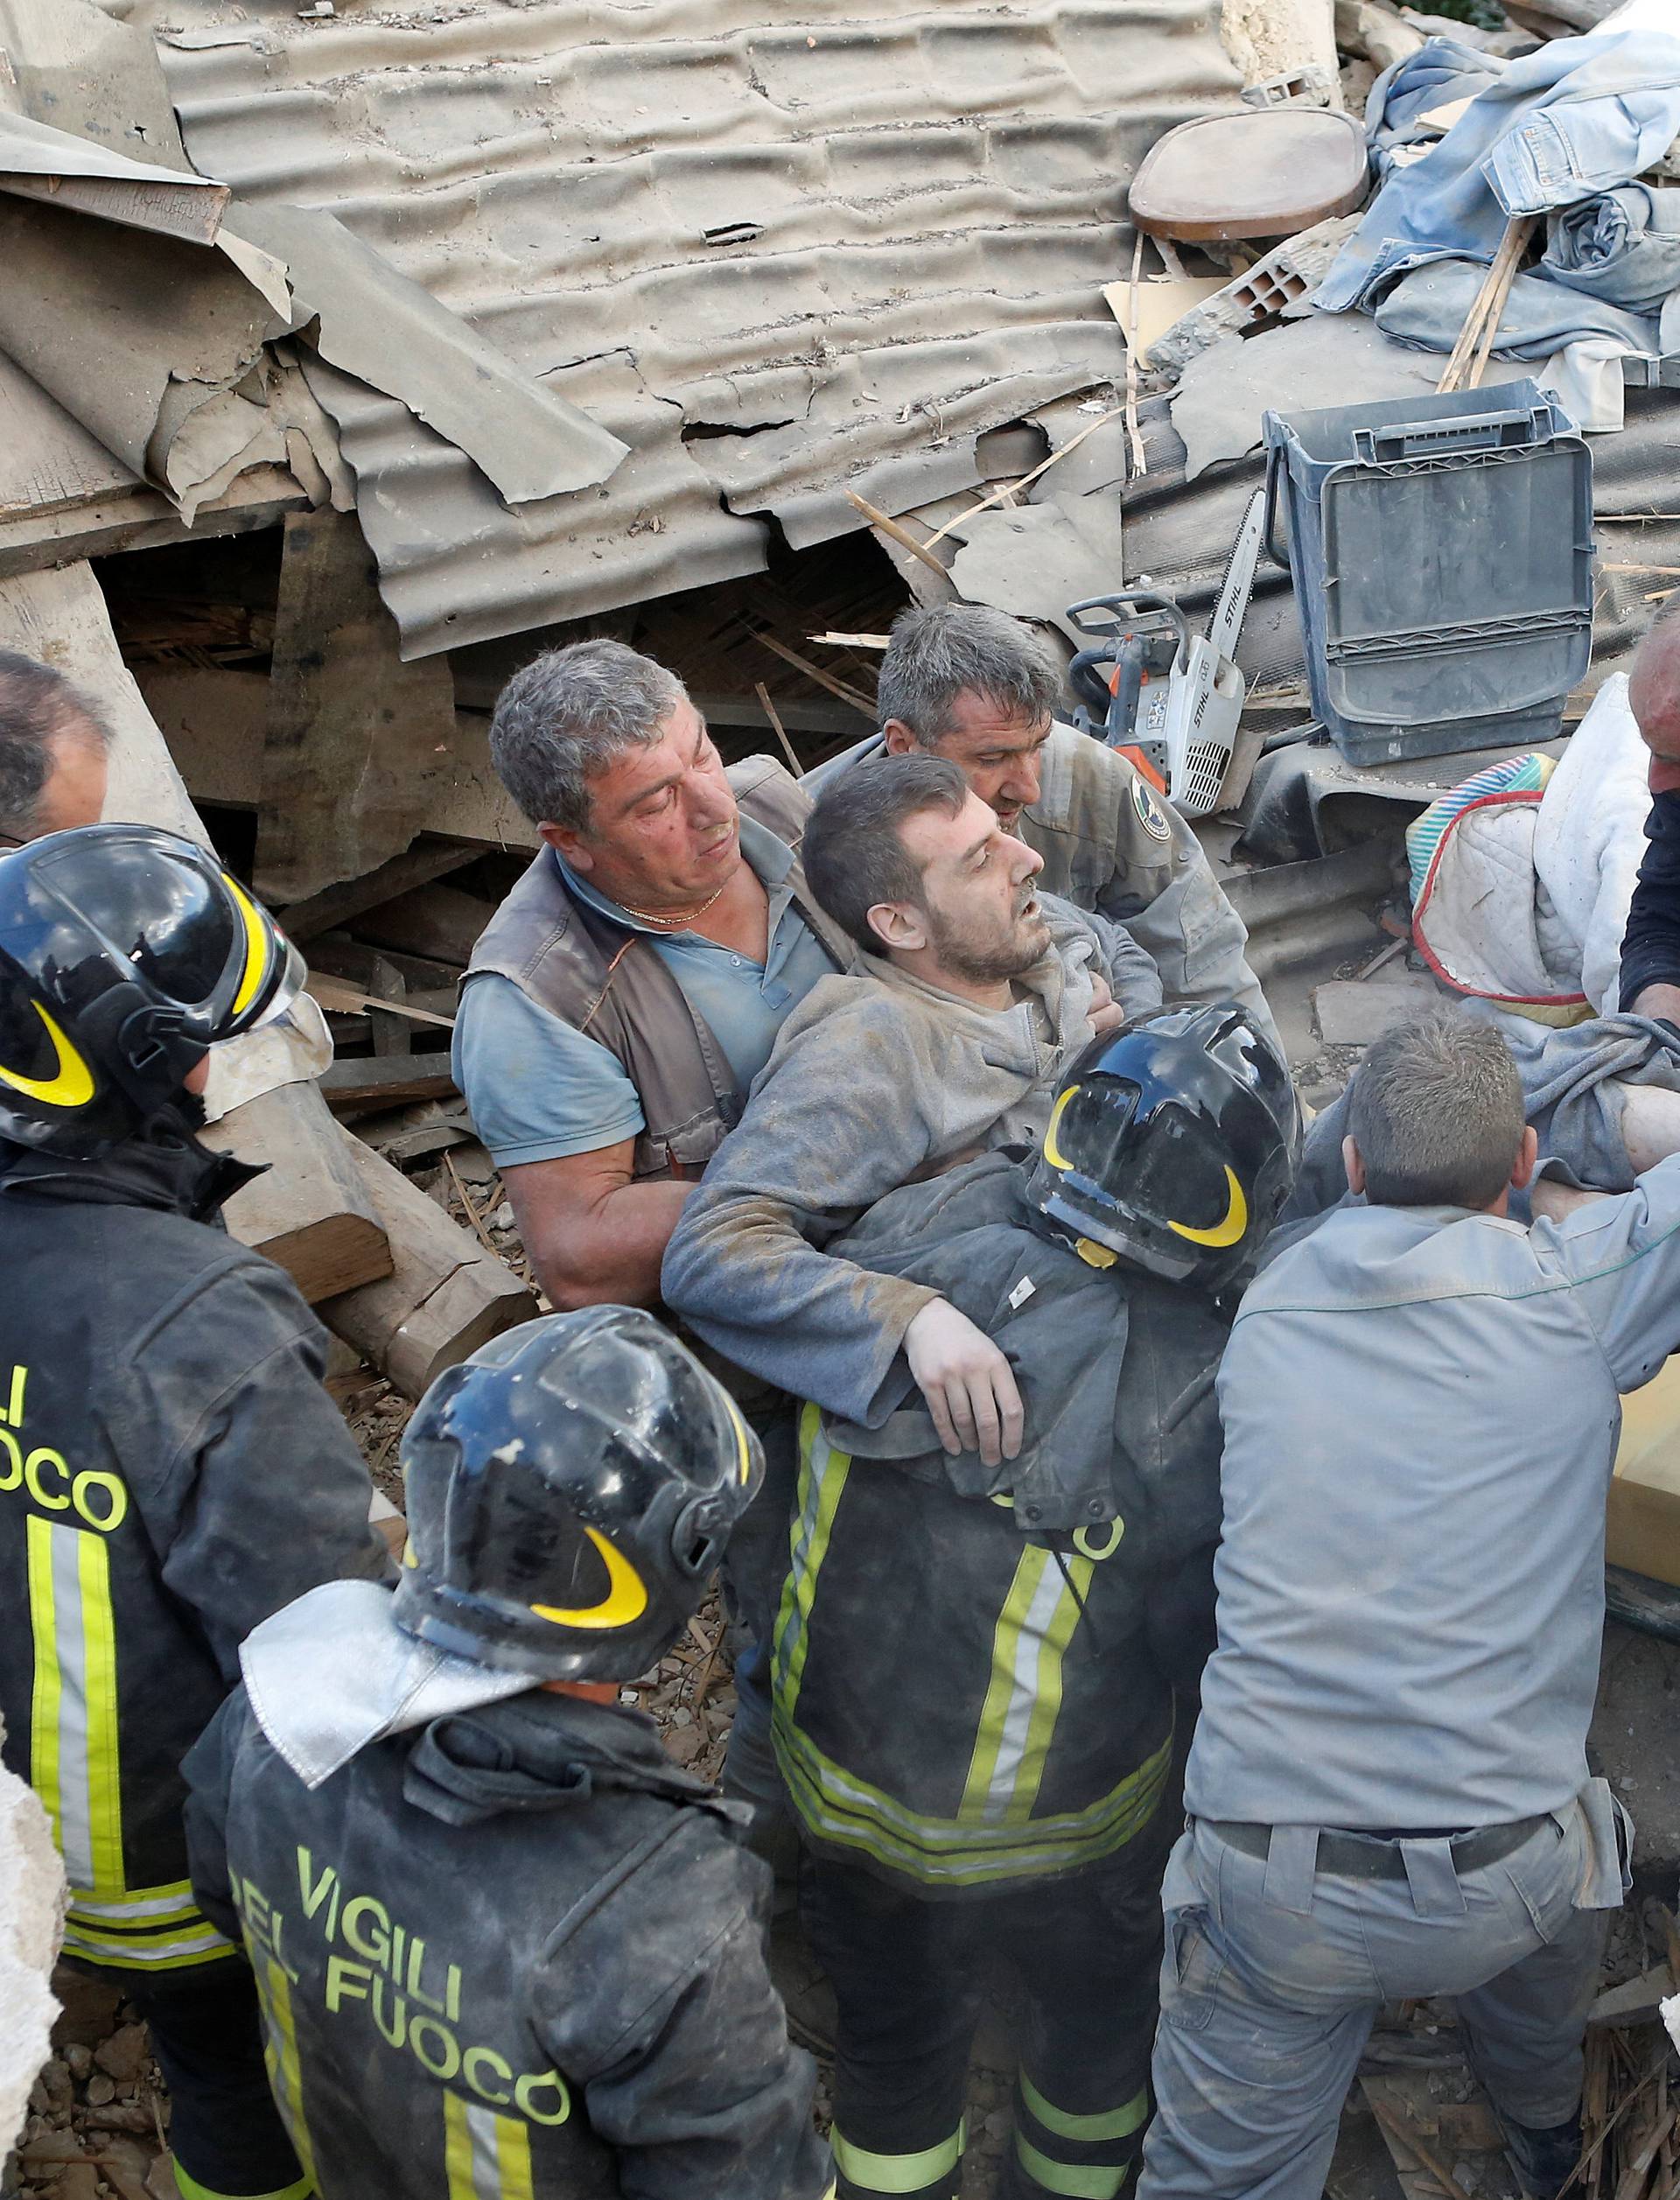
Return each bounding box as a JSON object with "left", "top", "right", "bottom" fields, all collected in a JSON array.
[
  {"left": 1264, "top": 1825, "right": 1320, "bottom": 1914},
  {"left": 1401, "top": 1837, "right": 1467, "bottom": 1919}
]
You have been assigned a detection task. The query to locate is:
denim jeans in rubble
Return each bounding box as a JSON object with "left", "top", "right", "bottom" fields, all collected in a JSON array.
[{"left": 1138, "top": 1796, "right": 1625, "bottom": 2200}]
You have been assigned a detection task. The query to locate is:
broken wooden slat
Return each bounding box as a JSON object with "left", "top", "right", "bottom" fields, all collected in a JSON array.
[
  {"left": 256, "top": 506, "right": 460, "bottom": 903},
  {"left": 202, "top": 1082, "right": 393, "bottom": 1304},
  {"left": 304, "top": 976, "right": 456, "bottom": 1029},
  {"left": 320, "top": 1135, "right": 537, "bottom": 1401}
]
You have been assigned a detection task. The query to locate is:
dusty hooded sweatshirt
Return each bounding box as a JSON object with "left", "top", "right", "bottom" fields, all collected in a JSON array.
[
  {"left": 662, "top": 897, "right": 1156, "bottom": 1415},
  {"left": 184, "top": 1588, "right": 831, "bottom": 2200}
]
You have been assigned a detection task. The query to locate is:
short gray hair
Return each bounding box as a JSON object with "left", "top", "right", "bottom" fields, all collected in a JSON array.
[
  {"left": 488, "top": 640, "right": 689, "bottom": 832},
  {"left": 802, "top": 753, "right": 969, "bottom": 952},
  {"left": 0, "top": 650, "right": 109, "bottom": 838},
  {"left": 877, "top": 604, "right": 1061, "bottom": 746},
  {"left": 1348, "top": 1012, "right": 1524, "bottom": 1209}
]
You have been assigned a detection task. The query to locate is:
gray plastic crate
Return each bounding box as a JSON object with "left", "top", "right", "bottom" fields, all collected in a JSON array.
[{"left": 1261, "top": 382, "right": 1594, "bottom": 767}]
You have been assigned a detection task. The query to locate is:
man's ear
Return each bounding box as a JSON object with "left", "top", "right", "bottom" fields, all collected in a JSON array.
[
  {"left": 540, "top": 821, "right": 592, "bottom": 872},
  {"left": 867, "top": 900, "right": 928, "bottom": 954},
  {"left": 1342, "top": 1134, "right": 1366, "bottom": 1198},
  {"left": 881, "top": 719, "right": 918, "bottom": 758},
  {"left": 1510, "top": 1124, "right": 1540, "bottom": 1191}
]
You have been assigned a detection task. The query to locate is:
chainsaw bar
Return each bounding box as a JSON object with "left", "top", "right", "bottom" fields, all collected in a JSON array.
[{"left": 1208, "top": 488, "right": 1266, "bottom": 669}]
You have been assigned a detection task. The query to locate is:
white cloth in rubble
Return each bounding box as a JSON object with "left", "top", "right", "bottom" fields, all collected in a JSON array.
[
  {"left": 1417, "top": 677, "right": 1648, "bottom": 1015},
  {"left": 1533, "top": 673, "right": 1651, "bottom": 1013}
]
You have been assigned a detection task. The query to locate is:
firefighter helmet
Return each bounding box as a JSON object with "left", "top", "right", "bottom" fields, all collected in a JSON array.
[
  {"left": 394, "top": 1307, "right": 763, "bottom": 1682},
  {"left": 1025, "top": 1003, "right": 1299, "bottom": 1289},
  {"left": 0, "top": 823, "right": 301, "bottom": 1158}
]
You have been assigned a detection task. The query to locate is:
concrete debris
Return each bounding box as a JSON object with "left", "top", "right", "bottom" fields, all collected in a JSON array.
[{"left": 1141, "top": 213, "right": 1363, "bottom": 375}]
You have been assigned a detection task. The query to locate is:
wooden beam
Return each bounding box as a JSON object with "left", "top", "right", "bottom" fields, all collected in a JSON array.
[
  {"left": 354, "top": 882, "right": 495, "bottom": 968},
  {"left": 0, "top": 463, "right": 305, "bottom": 580},
  {"left": 279, "top": 840, "right": 483, "bottom": 943},
  {"left": 201, "top": 1082, "right": 393, "bottom": 1302},
  {"left": 256, "top": 506, "right": 459, "bottom": 903},
  {"left": 320, "top": 1054, "right": 459, "bottom": 1113},
  {"left": 320, "top": 1133, "right": 537, "bottom": 1401}
]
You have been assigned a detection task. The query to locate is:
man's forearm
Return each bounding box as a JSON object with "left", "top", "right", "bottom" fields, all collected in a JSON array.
[
  {"left": 1620, "top": 792, "right": 1680, "bottom": 1010},
  {"left": 662, "top": 1187, "right": 937, "bottom": 1422},
  {"left": 521, "top": 1179, "right": 691, "bottom": 1311}
]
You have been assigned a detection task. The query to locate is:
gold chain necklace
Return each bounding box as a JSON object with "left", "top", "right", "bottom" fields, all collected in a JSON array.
[{"left": 614, "top": 874, "right": 732, "bottom": 929}]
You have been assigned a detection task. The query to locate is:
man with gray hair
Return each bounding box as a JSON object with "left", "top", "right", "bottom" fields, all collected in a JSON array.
[
  {"left": 456, "top": 639, "right": 861, "bottom": 1823},
  {"left": 0, "top": 648, "right": 111, "bottom": 846},
  {"left": 807, "top": 602, "right": 1279, "bottom": 1050},
  {"left": 1138, "top": 1009, "right": 1680, "bottom": 2200}
]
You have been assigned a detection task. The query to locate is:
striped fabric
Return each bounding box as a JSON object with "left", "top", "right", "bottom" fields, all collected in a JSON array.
[
  {"left": 1405, "top": 752, "right": 1555, "bottom": 907},
  {"left": 444, "top": 2090, "right": 536, "bottom": 2200}
]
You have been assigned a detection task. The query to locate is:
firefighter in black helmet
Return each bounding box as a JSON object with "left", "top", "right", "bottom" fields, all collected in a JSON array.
[
  {"left": 0, "top": 824, "right": 393, "bottom": 2200},
  {"left": 182, "top": 1309, "right": 835, "bottom": 2200},
  {"left": 739, "top": 1004, "right": 1297, "bottom": 2200}
]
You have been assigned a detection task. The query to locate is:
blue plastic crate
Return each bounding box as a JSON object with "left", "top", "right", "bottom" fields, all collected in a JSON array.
[{"left": 1261, "top": 382, "right": 1594, "bottom": 767}]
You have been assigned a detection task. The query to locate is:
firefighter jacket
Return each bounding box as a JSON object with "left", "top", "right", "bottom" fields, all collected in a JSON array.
[
  {"left": 184, "top": 1652, "right": 834, "bottom": 2200},
  {"left": 0, "top": 1128, "right": 391, "bottom": 1976},
  {"left": 770, "top": 1151, "right": 1229, "bottom": 1896}
]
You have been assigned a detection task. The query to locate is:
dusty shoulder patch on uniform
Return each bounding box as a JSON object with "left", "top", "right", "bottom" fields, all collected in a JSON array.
[{"left": 1132, "top": 778, "right": 1172, "bottom": 842}]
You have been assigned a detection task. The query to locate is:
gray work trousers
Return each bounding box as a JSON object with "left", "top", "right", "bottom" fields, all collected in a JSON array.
[{"left": 1139, "top": 1803, "right": 1622, "bottom": 2200}]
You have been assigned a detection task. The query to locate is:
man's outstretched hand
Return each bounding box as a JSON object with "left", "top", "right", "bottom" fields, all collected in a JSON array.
[{"left": 904, "top": 1300, "right": 1025, "bottom": 1468}]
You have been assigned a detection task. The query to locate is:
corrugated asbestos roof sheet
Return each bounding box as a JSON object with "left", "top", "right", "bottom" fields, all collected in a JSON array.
[{"left": 150, "top": 0, "right": 1243, "bottom": 656}]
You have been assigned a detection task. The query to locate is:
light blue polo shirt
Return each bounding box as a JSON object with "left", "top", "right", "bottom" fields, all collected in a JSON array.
[{"left": 452, "top": 817, "right": 840, "bottom": 1167}]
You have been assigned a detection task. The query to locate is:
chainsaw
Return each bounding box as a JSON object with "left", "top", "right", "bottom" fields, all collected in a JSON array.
[{"left": 1064, "top": 487, "right": 1265, "bottom": 818}]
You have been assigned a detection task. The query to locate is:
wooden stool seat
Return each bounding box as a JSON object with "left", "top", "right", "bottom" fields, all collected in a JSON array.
[{"left": 1129, "top": 109, "right": 1368, "bottom": 244}]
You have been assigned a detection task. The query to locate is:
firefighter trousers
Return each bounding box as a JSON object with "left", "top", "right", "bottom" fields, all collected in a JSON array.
[
  {"left": 802, "top": 1824, "right": 1172, "bottom": 2200},
  {"left": 128, "top": 1960, "right": 310, "bottom": 2200}
]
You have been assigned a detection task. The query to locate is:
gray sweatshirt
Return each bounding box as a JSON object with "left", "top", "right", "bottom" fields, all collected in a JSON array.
[
  {"left": 662, "top": 896, "right": 1152, "bottom": 1414},
  {"left": 1189, "top": 1155, "right": 1680, "bottom": 1831}
]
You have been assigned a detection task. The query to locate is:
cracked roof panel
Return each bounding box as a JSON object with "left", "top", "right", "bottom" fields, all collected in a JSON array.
[{"left": 150, "top": 0, "right": 1242, "bottom": 655}]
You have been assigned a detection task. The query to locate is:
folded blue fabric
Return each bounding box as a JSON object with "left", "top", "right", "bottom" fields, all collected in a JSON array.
[
  {"left": 1320, "top": 30, "right": 1680, "bottom": 313},
  {"left": 1373, "top": 256, "right": 1658, "bottom": 355},
  {"left": 1545, "top": 183, "right": 1680, "bottom": 310}
]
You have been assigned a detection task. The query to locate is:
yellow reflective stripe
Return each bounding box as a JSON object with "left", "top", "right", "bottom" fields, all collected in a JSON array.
[
  {"left": 77, "top": 1530, "right": 122, "bottom": 1890},
  {"left": 226, "top": 875, "right": 271, "bottom": 1019},
  {"left": 496, "top": 2111, "right": 535, "bottom": 2200},
  {"left": 69, "top": 1882, "right": 200, "bottom": 1925},
  {"left": 26, "top": 1517, "right": 124, "bottom": 1892},
  {"left": 173, "top": 2168, "right": 312, "bottom": 2200},
  {"left": 962, "top": 1545, "right": 1051, "bottom": 1815},
  {"left": 0, "top": 1001, "right": 94, "bottom": 1107},
  {"left": 1019, "top": 2077, "right": 1149, "bottom": 2144},
  {"left": 26, "top": 1513, "right": 61, "bottom": 1851},
  {"left": 773, "top": 1405, "right": 851, "bottom": 1722},
  {"left": 832, "top": 2119, "right": 965, "bottom": 2194},
  {"left": 256, "top": 1958, "right": 316, "bottom": 2191},
  {"left": 444, "top": 2091, "right": 477, "bottom": 2200},
  {"left": 60, "top": 1932, "right": 236, "bottom": 1972},
  {"left": 776, "top": 1713, "right": 1170, "bottom": 1888},
  {"left": 445, "top": 2091, "right": 534, "bottom": 2200},
  {"left": 1008, "top": 1554, "right": 1093, "bottom": 1825},
  {"left": 1014, "top": 2133, "right": 1129, "bottom": 2198}
]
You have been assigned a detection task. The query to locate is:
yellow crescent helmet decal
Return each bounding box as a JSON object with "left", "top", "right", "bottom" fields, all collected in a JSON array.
[
  {"left": 530, "top": 1526, "right": 649, "bottom": 1629},
  {"left": 225, "top": 874, "right": 270, "bottom": 1019},
  {"left": 0, "top": 1002, "right": 95, "bottom": 1108},
  {"left": 727, "top": 1400, "right": 752, "bottom": 1486},
  {"left": 1043, "top": 1084, "right": 1078, "bottom": 1170},
  {"left": 1166, "top": 1165, "right": 1249, "bottom": 1248}
]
